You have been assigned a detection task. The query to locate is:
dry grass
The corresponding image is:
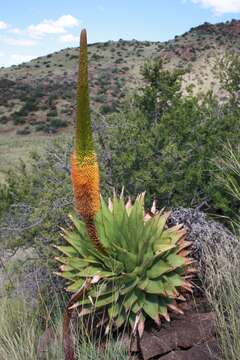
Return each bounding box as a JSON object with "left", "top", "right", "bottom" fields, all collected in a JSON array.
[
  {"left": 0, "top": 299, "right": 39, "bottom": 360},
  {"left": 203, "top": 143, "right": 240, "bottom": 360},
  {"left": 203, "top": 239, "right": 240, "bottom": 360},
  {"left": 0, "top": 132, "right": 71, "bottom": 183},
  {"left": 0, "top": 296, "right": 128, "bottom": 360}
]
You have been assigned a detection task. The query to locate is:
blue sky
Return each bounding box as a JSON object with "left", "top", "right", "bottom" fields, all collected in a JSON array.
[{"left": 0, "top": 0, "right": 240, "bottom": 67}]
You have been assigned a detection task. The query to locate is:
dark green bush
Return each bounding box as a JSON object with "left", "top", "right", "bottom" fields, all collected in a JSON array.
[
  {"left": 35, "top": 122, "right": 46, "bottom": 132},
  {"left": 47, "top": 110, "right": 58, "bottom": 117},
  {"left": 16, "top": 126, "right": 31, "bottom": 135},
  {"left": 12, "top": 114, "right": 26, "bottom": 125},
  {"left": 99, "top": 104, "right": 113, "bottom": 114},
  {"left": 69, "top": 55, "right": 78, "bottom": 60},
  {"left": 0, "top": 116, "right": 9, "bottom": 124},
  {"left": 49, "top": 117, "right": 68, "bottom": 129},
  {"left": 102, "top": 60, "right": 239, "bottom": 216}
]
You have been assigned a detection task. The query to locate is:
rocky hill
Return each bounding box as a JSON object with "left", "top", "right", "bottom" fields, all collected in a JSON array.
[{"left": 0, "top": 19, "right": 240, "bottom": 136}]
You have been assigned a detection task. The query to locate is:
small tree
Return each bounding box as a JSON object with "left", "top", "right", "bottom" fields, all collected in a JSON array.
[
  {"left": 105, "top": 62, "right": 239, "bottom": 215},
  {"left": 215, "top": 51, "right": 240, "bottom": 102},
  {"left": 135, "top": 59, "right": 184, "bottom": 122}
]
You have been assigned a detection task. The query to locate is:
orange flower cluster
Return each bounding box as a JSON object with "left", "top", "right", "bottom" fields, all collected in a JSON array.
[{"left": 71, "top": 150, "right": 100, "bottom": 219}]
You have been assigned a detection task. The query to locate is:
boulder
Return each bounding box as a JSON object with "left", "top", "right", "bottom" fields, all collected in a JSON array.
[
  {"left": 140, "top": 312, "right": 216, "bottom": 359},
  {"left": 137, "top": 296, "right": 220, "bottom": 360},
  {"left": 168, "top": 208, "right": 237, "bottom": 263},
  {"left": 159, "top": 340, "right": 219, "bottom": 360}
]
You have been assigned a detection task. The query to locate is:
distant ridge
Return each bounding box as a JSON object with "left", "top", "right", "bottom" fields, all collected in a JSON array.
[{"left": 0, "top": 19, "right": 239, "bottom": 134}]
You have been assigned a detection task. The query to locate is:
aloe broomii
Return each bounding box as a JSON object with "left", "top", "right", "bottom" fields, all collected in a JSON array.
[{"left": 61, "top": 29, "right": 196, "bottom": 360}]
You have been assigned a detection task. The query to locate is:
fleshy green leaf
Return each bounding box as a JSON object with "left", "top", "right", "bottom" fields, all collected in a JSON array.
[
  {"left": 78, "top": 266, "right": 115, "bottom": 278},
  {"left": 55, "top": 246, "right": 78, "bottom": 257},
  {"left": 138, "top": 278, "right": 149, "bottom": 290},
  {"left": 119, "top": 277, "right": 139, "bottom": 295},
  {"left": 131, "top": 289, "right": 145, "bottom": 314},
  {"left": 114, "top": 307, "right": 126, "bottom": 328},
  {"left": 164, "top": 273, "right": 183, "bottom": 287},
  {"left": 62, "top": 257, "right": 89, "bottom": 270},
  {"left": 147, "top": 259, "right": 171, "bottom": 279},
  {"left": 56, "top": 271, "right": 78, "bottom": 280},
  {"left": 63, "top": 231, "right": 90, "bottom": 257},
  {"left": 143, "top": 294, "right": 159, "bottom": 322},
  {"left": 123, "top": 290, "right": 138, "bottom": 311},
  {"left": 108, "top": 301, "right": 121, "bottom": 319},
  {"left": 166, "top": 253, "right": 185, "bottom": 268},
  {"left": 146, "top": 279, "right": 165, "bottom": 294},
  {"left": 112, "top": 244, "right": 137, "bottom": 272},
  {"left": 66, "top": 278, "right": 85, "bottom": 292},
  {"left": 158, "top": 297, "right": 171, "bottom": 317}
]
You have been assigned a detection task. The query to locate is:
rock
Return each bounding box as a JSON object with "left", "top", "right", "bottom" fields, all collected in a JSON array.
[
  {"left": 168, "top": 208, "right": 237, "bottom": 263},
  {"left": 159, "top": 340, "right": 219, "bottom": 360},
  {"left": 140, "top": 311, "right": 217, "bottom": 360}
]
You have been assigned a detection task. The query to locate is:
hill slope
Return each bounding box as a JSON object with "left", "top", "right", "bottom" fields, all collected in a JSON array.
[{"left": 0, "top": 19, "right": 240, "bottom": 137}]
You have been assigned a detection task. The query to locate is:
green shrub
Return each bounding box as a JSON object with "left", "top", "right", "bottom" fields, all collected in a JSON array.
[
  {"left": 111, "top": 67, "right": 120, "bottom": 74},
  {"left": 91, "top": 54, "right": 102, "bottom": 61},
  {"left": 99, "top": 104, "right": 113, "bottom": 114},
  {"left": 103, "top": 60, "right": 239, "bottom": 216},
  {"left": 0, "top": 116, "right": 9, "bottom": 124},
  {"left": 69, "top": 55, "right": 78, "bottom": 60},
  {"left": 47, "top": 95, "right": 56, "bottom": 107},
  {"left": 16, "top": 126, "right": 31, "bottom": 135},
  {"left": 35, "top": 122, "right": 47, "bottom": 132},
  {"left": 49, "top": 117, "right": 68, "bottom": 129},
  {"left": 47, "top": 109, "right": 58, "bottom": 117},
  {"left": 12, "top": 114, "right": 26, "bottom": 125}
]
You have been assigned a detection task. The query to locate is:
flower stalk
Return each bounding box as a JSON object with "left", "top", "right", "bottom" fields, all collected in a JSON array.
[{"left": 64, "top": 28, "right": 101, "bottom": 360}]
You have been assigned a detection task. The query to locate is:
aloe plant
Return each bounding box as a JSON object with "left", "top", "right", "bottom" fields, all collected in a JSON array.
[
  {"left": 58, "top": 29, "right": 196, "bottom": 360},
  {"left": 57, "top": 194, "right": 195, "bottom": 336}
]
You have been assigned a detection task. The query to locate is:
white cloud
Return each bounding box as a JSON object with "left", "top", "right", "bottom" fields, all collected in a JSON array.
[
  {"left": 0, "top": 20, "right": 8, "bottom": 30},
  {"left": 8, "top": 27, "right": 23, "bottom": 35},
  {"left": 54, "top": 15, "right": 79, "bottom": 28},
  {"left": 0, "top": 15, "right": 80, "bottom": 67},
  {"left": 28, "top": 15, "right": 79, "bottom": 38},
  {"left": 192, "top": 0, "right": 240, "bottom": 14},
  {"left": 59, "top": 33, "right": 79, "bottom": 43},
  {"left": 3, "top": 37, "right": 37, "bottom": 46},
  {"left": 0, "top": 53, "right": 35, "bottom": 67},
  {"left": 11, "top": 54, "right": 35, "bottom": 64}
]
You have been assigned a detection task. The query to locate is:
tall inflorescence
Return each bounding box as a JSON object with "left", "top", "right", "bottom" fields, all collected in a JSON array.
[{"left": 70, "top": 29, "right": 101, "bottom": 250}]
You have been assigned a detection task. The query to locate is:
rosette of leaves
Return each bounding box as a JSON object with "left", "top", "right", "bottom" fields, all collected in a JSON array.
[{"left": 56, "top": 193, "right": 196, "bottom": 336}]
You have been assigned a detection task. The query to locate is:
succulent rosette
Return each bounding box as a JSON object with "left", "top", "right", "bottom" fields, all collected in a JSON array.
[{"left": 57, "top": 28, "right": 196, "bottom": 339}]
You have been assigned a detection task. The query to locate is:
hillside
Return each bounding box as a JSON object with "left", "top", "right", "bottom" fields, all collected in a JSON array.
[
  {"left": 0, "top": 19, "right": 240, "bottom": 180},
  {"left": 0, "top": 19, "right": 240, "bottom": 138}
]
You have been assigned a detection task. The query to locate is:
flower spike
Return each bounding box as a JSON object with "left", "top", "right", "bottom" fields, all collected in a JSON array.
[{"left": 71, "top": 29, "right": 100, "bottom": 220}]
